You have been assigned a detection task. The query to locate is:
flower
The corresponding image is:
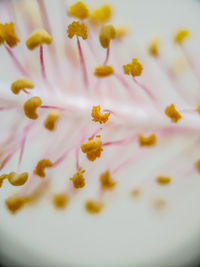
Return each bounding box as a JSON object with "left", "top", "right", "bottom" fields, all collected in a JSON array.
[{"left": 1, "top": 1, "right": 200, "bottom": 267}]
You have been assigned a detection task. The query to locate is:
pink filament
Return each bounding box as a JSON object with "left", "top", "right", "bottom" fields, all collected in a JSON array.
[
  {"left": 40, "top": 45, "right": 47, "bottom": 80},
  {"left": 4, "top": 45, "right": 30, "bottom": 77},
  {"left": 77, "top": 36, "right": 89, "bottom": 92},
  {"left": 53, "top": 147, "right": 74, "bottom": 167},
  {"left": 103, "top": 46, "right": 110, "bottom": 65},
  {"left": 103, "top": 133, "right": 137, "bottom": 147},
  {"left": 114, "top": 72, "right": 137, "bottom": 102}
]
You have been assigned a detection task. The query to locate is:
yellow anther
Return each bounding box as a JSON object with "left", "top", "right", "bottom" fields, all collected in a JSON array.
[
  {"left": 26, "top": 29, "right": 52, "bottom": 50},
  {"left": 0, "top": 172, "right": 28, "bottom": 187},
  {"left": 90, "top": 5, "right": 111, "bottom": 25},
  {"left": 131, "top": 188, "right": 141, "bottom": 198},
  {"left": 123, "top": 58, "right": 143, "bottom": 77},
  {"left": 152, "top": 198, "right": 166, "bottom": 211},
  {"left": 196, "top": 104, "right": 200, "bottom": 115},
  {"left": 148, "top": 37, "right": 160, "bottom": 57},
  {"left": 24, "top": 96, "right": 42, "bottom": 120},
  {"left": 44, "top": 110, "right": 60, "bottom": 131},
  {"left": 5, "top": 195, "right": 26, "bottom": 214},
  {"left": 69, "top": 168, "right": 85, "bottom": 188},
  {"left": 34, "top": 159, "right": 53, "bottom": 178},
  {"left": 85, "top": 200, "right": 103, "bottom": 214},
  {"left": 174, "top": 29, "right": 189, "bottom": 44},
  {"left": 53, "top": 193, "right": 68, "bottom": 209},
  {"left": 91, "top": 105, "right": 110, "bottom": 124},
  {"left": 156, "top": 175, "right": 171, "bottom": 185},
  {"left": 81, "top": 135, "right": 103, "bottom": 161},
  {"left": 0, "top": 174, "right": 7, "bottom": 187},
  {"left": 94, "top": 65, "right": 114, "bottom": 77},
  {"left": 99, "top": 24, "right": 116, "bottom": 48},
  {"left": 165, "top": 104, "right": 182, "bottom": 123},
  {"left": 195, "top": 159, "right": 200, "bottom": 173},
  {"left": 67, "top": 21, "right": 87, "bottom": 40},
  {"left": 0, "top": 22, "right": 19, "bottom": 47},
  {"left": 100, "top": 170, "right": 116, "bottom": 190},
  {"left": 7, "top": 172, "right": 28, "bottom": 186},
  {"left": 11, "top": 78, "right": 34, "bottom": 95},
  {"left": 138, "top": 134, "right": 156, "bottom": 147},
  {"left": 115, "top": 26, "right": 128, "bottom": 40},
  {"left": 68, "top": 1, "right": 89, "bottom": 20}
]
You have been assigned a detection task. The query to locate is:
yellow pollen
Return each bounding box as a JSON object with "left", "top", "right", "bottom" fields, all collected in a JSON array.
[
  {"left": 0, "top": 22, "right": 19, "bottom": 47},
  {"left": 156, "top": 175, "right": 171, "bottom": 185},
  {"left": 131, "top": 188, "right": 141, "bottom": 198},
  {"left": 68, "top": 1, "right": 89, "bottom": 20},
  {"left": 94, "top": 65, "right": 114, "bottom": 77},
  {"left": 0, "top": 174, "right": 8, "bottom": 187},
  {"left": 34, "top": 159, "right": 53, "bottom": 178},
  {"left": 123, "top": 58, "right": 143, "bottom": 77},
  {"left": 138, "top": 134, "right": 156, "bottom": 147},
  {"left": 196, "top": 104, "right": 200, "bottom": 114},
  {"left": 69, "top": 168, "right": 85, "bottom": 189},
  {"left": 165, "top": 104, "right": 182, "bottom": 123},
  {"left": 174, "top": 29, "right": 189, "bottom": 44},
  {"left": 91, "top": 105, "right": 110, "bottom": 124},
  {"left": 11, "top": 78, "right": 34, "bottom": 95},
  {"left": 7, "top": 172, "right": 28, "bottom": 186},
  {"left": 81, "top": 135, "right": 103, "bottom": 161},
  {"left": 53, "top": 193, "right": 68, "bottom": 209},
  {"left": 24, "top": 96, "right": 42, "bottom": 120},
  {"left": 5, "top": 195, "right": 27, "bottom": 214},
  {"left": 67, "top": 21, "right": 87, "bottom": 40},
  {"left": 148, "top": 37, "right": 160, "bottom": 57},
  {"left": 94, "top": 65, "right": 114, "bottom": 78},
  {"left": 99, "top": 24, "right": 116, "bottom": 48},
  {"left": 195, "top": 159, "right": 200, "bottom": 173},
  {"left": 0, "top": 172, "right": 28, "bottom": 187},
  {"left": 26, "top": 29, "right": 52, "bottom": 50},
  {"left": 100, "top": 170, "right": 116, "bottom": 190},
  {"left": 115, "top": 26, "right": 128, "bottom": 40},
  {"left": 44, "top": 110, "right": 60, "bottom": 131},
  {"left": 85, "top": 200, "right": 103, "bottom": 214},
  {"left": 89, "top": 5, "right": 112, "bottom": 25}
]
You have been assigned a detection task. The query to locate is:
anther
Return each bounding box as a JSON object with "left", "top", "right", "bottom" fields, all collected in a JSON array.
[
  {"left": 156, "top": 175, "right": 171, "bottom": 185},
  {"left": 0, "top": 22, "right": 19, "bottom": 47},
  {"left": 24, "top": 96, "right": 42, "bottom": 120},
  {"left": 67, "top": 21, "right": 87, "bottom": 40},
  {"left": 34, "top": 159, "right": 53, "bottom": 178},
  {"left": 0, "top": 172, "right": 28, "bottom": 187},
  {"left": 85, "top": 200, "right": 103, "bottom": 214},
  {"left": 148, "top": 37, "right": 160, "bottom": 57},
  {"left": 91, "top": 105, "right": 110, "bottom": 124},
  {"left": 195, "top": 159, "right": 200, "bottom": 173},
  {"left": 68, "top": 1, "right": 89, "bottom": 20},
  {"left": 100, "top": 170, "right": 116, "bottom": 190},
  {"left": 7, "top": 172, "right": 28, "bottom": 186},
  {"left": 53, "top": 193, "right": 68, "bottom": 209},
  {"left": 5, "top": 195, "right": 27, "bottom": 214},
  {"left": 26, "top": 30, "right": 52, "bottom": 50},
  {"left": 174, "top": 29, "right": 189, "bottom": 44},
  {"left": 11, "top": 78, "right": 34, "bottom": 94},
  {"left": 123, "top": 58, "right": 143, "bottom": 77},
  {"left": 138, "top": 134, "right": 156, "bottom": 147},
  {"left": 69, "top": 168, "right": 85, "bottom": 188},
  {"left": 90, "top": 5, "right": 112, "bottom": 25},
  {"left": 99, "top": 24, "right": 116, "bottom": 48},
  {"left": 165, "top": 104, "right": 182, "bottom": 123},
  {"left": 81, "top": 135, "right": 103, "bottom": 161},
  {"left": 94, "top": 65, "right": 114, "bottom": 77},
  {"left": 44, "top": 110, "right": 60, "bottom": 131}
]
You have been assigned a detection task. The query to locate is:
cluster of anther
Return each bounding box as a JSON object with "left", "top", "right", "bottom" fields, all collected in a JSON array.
[{"left": 0, "top": 1, "right": 199, "bottom": 215}]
